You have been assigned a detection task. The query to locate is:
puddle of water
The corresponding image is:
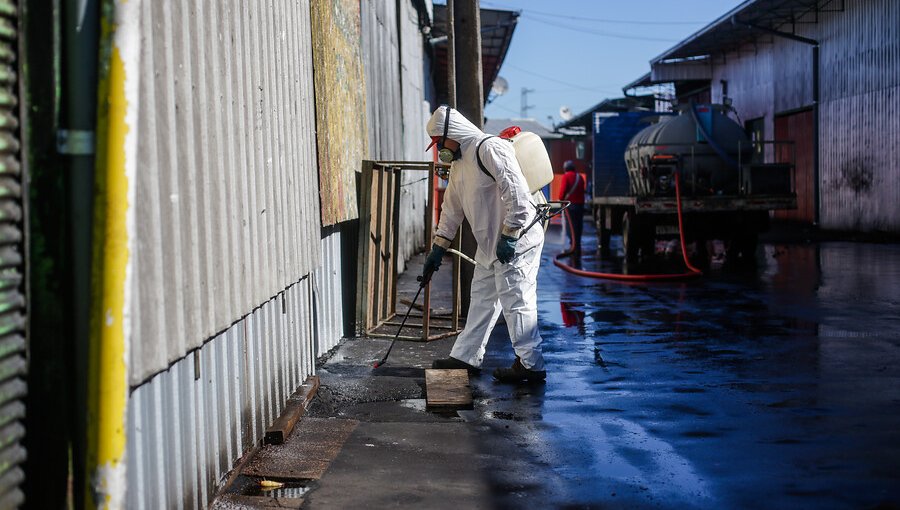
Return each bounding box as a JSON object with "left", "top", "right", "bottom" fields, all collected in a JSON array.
[
  {"left": 231, "top": 475, "right": 314, "bottom": 498},
  {"left": 250, "top": 484, "right": 312, "bottom": 498},
  {"left": 399, "top": 398, "right": 426, "bottom": 412}
]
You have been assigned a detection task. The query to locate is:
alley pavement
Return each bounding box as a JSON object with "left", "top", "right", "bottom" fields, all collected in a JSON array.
[{"left": 226, "top": 224, "right": 900, "bottom": 509}]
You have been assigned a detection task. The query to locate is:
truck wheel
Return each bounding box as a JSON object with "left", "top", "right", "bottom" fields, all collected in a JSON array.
[
  {"left": 599, "top": 228, "right": 612, "bottom": 257},
  {"left": 622, "top": 211, "right": 654, "bottom": 262},
  {"left": 597, "top": 207, "right": 612, "bottom": 256},
  {"left": 623, "top": 211, "right": 637, "bottom": 262},
  {"left": 727, "top": 233, "right": 759, "bottom": 267}
]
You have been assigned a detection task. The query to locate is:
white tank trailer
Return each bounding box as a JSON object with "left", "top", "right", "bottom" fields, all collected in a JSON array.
[{"left": 591, "top": 104, "right": 798, "bottom": 264}]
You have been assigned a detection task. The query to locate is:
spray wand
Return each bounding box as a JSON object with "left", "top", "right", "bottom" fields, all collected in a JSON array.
[{"left": 372, "top": 271, "right": 432, "bottom": 369}]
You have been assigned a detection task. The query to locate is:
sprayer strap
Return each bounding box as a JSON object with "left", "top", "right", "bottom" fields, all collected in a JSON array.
[{"left": 476, "top": 136, "right": 497, "bottom": 182}]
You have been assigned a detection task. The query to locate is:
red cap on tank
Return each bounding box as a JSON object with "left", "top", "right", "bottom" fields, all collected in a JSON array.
[{"left": 499, "top": 126, "right": 521, "bottom": 139}]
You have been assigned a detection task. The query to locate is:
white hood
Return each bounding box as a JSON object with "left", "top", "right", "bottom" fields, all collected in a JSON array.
[{"left": 426, "top": 106, "right": 486, "bottom": 152}]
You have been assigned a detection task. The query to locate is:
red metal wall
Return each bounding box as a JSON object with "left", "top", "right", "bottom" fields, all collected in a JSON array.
[{"left": 774, "top": 109, "right": 815, "bottom": 223}]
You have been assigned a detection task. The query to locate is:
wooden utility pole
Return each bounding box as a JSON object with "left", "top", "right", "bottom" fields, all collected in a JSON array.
[{"left": 452, "top": 0, "right": 483, "bottom": 314}]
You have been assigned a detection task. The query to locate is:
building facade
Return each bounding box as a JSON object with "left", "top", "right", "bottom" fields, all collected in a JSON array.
[{"left": 630, "top": 0, "right": 899, "bottom": 232}]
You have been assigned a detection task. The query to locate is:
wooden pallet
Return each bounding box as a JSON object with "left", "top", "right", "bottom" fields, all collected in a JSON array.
[{"left": 425, "top": 369, "right": 473, "bottom": 410}]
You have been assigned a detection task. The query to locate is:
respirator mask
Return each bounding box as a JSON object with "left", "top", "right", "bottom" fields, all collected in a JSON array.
[{"left": 436, "top": 106, "right": 460, "bottom": 164}]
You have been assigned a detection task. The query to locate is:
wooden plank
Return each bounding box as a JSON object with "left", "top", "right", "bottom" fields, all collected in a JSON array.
[
  {"left": 371, "top": 166, "right": 384, "bottom": 328},
  {"left": 356, "top": 161, "right": 374, "bottom": 334},
  {"left": 264, "top": 376, "right": 320, "bottom": 445},
  {"left": 390, "top": 168, "right": 401, "bottom": 317},
  {"left": 425, "top": 369, "right": 473, "bottom": 410},
  {"left": 423, "top": 167, "right": 434, "bottom": 339}
]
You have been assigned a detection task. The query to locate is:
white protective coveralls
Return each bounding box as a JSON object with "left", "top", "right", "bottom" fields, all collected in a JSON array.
[{"left": 427, "top": 107, "right": 545, "bottom": 371}]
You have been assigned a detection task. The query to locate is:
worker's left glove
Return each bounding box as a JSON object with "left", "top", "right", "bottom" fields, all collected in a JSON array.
[
  {"left": 421, "top": 245, "right": 446, "bottom": 285},
  {"left": 496, "top": 234, "right": 517, "bottom": 264}
]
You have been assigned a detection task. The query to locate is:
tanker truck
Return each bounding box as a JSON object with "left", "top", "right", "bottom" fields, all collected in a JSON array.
[{"left": 591, "top": 104, "right": 797, "bottom": 264}]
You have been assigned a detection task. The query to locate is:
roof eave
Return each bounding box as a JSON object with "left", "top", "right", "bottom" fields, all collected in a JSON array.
[{"left": 650, "top": 0, "right": 757, "bottom": 64}]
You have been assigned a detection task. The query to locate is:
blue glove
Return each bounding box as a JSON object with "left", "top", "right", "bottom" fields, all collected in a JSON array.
[
  {"left": 496, "top": 234, "right": 517, "bottom": 264},
  {"left": 422, "top": 245, "right": 446, "bottom": 284}
]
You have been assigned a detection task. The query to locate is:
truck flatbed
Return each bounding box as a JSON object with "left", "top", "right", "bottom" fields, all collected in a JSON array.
[{"left": 591, "top": 194, "right": 797, "bottom": 214}]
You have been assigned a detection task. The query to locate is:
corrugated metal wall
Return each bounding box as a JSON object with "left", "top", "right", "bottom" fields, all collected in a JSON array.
[
  {"left": 313, "top": 228, "right": 344, "bottom": 356},
  {"left": 818, "top": 0, "right": 899, "bottom": 232},
  {"left": 397, "top": 0, "right": 432, "bottom": 272},
  {"left": 131, "top": 0, "right": 322, "bottom": 385},
  {"left": 710, "top": 45, "right": 776, "bottom": 140},
  {"left": 709, "top": 0, "right": 900, "bottom": 232},
  {"left": 126, "top": 277, "right": 317, "bottom": 509},
  {"left": 0, "top": 0, "right": 26, "bottom": 506},
  {"left": 361, "top": 0, "right": 403, "bottom": 162},
  {"left": 122, "top": 1, "right": 429, "bottom": 507},
  {"left": 361, "top": 0, "right": 430, "bottom": 274}
]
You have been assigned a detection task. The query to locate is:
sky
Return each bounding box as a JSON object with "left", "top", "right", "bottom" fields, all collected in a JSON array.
[{"left": 469, "top": 0, "right": 744, "bottom": 127}]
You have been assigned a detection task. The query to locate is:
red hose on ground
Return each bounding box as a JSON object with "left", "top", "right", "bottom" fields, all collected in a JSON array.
[{"left": 553, "top": 173, "right": 703, "bottom": 281}]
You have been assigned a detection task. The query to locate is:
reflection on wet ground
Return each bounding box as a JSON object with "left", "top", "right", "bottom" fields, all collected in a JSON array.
[{"left": 478, "top": 227, "right": 900, "bottom": 509}]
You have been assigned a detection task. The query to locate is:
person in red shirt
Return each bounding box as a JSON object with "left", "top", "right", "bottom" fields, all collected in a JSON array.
[{"left": 558, "top": 160, "right": 586, "bottom": 254}]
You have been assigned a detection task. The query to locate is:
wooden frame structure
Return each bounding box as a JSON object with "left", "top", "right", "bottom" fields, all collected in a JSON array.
[{"left": 356, "top": 160, "right": 463, "bottom": 341}]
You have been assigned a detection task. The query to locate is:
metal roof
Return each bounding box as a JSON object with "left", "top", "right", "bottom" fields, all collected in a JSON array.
[
  {"left": 651, "top": 0, "right": 842, "bottom": 64},
  {"left": 430, "top": 5, "right": 519, "bottom": 106},
  {"left": 482, "top": 118, "right": 561, "bottom": 139},
  {"left": 556, "top": 95, "right": 656, "bottom": 131},
  {"left": 621, "top": 72, "right": 653, "bottom": 92}
]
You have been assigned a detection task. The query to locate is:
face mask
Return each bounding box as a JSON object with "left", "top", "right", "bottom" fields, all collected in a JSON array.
[{"left": 438, "top": 146, "right": 460, "bottom": 163}]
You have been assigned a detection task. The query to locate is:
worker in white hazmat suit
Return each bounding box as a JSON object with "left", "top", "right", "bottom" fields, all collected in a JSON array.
[{"left": 422, "top": 106, "right": 546, "bottom": 383}]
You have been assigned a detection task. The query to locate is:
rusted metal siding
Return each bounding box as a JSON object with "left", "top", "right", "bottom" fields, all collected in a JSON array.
[
  {"left": 709, "top": 0, "right": 900, "bottom": 232},
  {"left": 127, "top": 277, "right": 317, "bottom": 509},
  {"left": 131, "top": 0, "right": 322, "bottom": 385},
  {"left": 818, "top": 0, "right": 900, "bottom": 232},
  {"left": 310, "top": 0, "right": 367, "bottom": 226},
  {"left": 0, "top": 0, "right": 26, "bottom": 506},
  {"left": 362, "top": 0, "right": 430, "bottom": 273}
]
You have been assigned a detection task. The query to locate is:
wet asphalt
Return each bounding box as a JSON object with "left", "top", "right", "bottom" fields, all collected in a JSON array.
[{"left": 303, "top": 225, "right": 900, "bottom": 510}]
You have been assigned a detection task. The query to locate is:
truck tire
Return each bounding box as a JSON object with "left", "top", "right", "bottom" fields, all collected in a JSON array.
[
  {"left": 623, "top": 211, "right": 653, "bottom": 262},
  {"left": 597, "top": 207, "right": 612, "bottom": 256},
  {"left": 727, "top": 232, "right": 759, "bottom": 267}
]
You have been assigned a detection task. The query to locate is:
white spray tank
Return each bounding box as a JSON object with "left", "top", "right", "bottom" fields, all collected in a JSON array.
[
  {"left": 499, "top": 126, "right": 554, "bottom": 194},
  {"left": 498, "top": 126, "right": 553, "bottom": 231}
]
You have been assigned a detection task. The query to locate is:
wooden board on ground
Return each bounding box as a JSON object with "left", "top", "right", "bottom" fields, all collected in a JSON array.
[
  {"left": 425, "top": 369, "right": 473, "bottom": 410},
  {"left": 264, "top": 376, "right": 320, "bottom": 445}
]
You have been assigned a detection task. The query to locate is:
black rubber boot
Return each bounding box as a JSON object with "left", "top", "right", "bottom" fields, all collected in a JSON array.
[
  {"left": 432, "top": 356, "right": 481, "bottom": 374},
  {"left": 492, "top": 357, "right": 546, "bottom": 383}
]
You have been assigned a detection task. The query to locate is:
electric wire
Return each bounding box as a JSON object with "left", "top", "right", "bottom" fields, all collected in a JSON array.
[{"left": 520, "top": 15, "right": 680, "bottom": 42}]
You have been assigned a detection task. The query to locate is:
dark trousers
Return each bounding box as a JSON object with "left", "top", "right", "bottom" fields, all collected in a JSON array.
[{"left": 566, "top": 203, "right": 584, "bottom": 250}]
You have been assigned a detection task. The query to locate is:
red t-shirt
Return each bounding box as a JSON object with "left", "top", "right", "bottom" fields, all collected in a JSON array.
[{"left": 558, "top": 171, "right": 585, "bottom": 204}]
